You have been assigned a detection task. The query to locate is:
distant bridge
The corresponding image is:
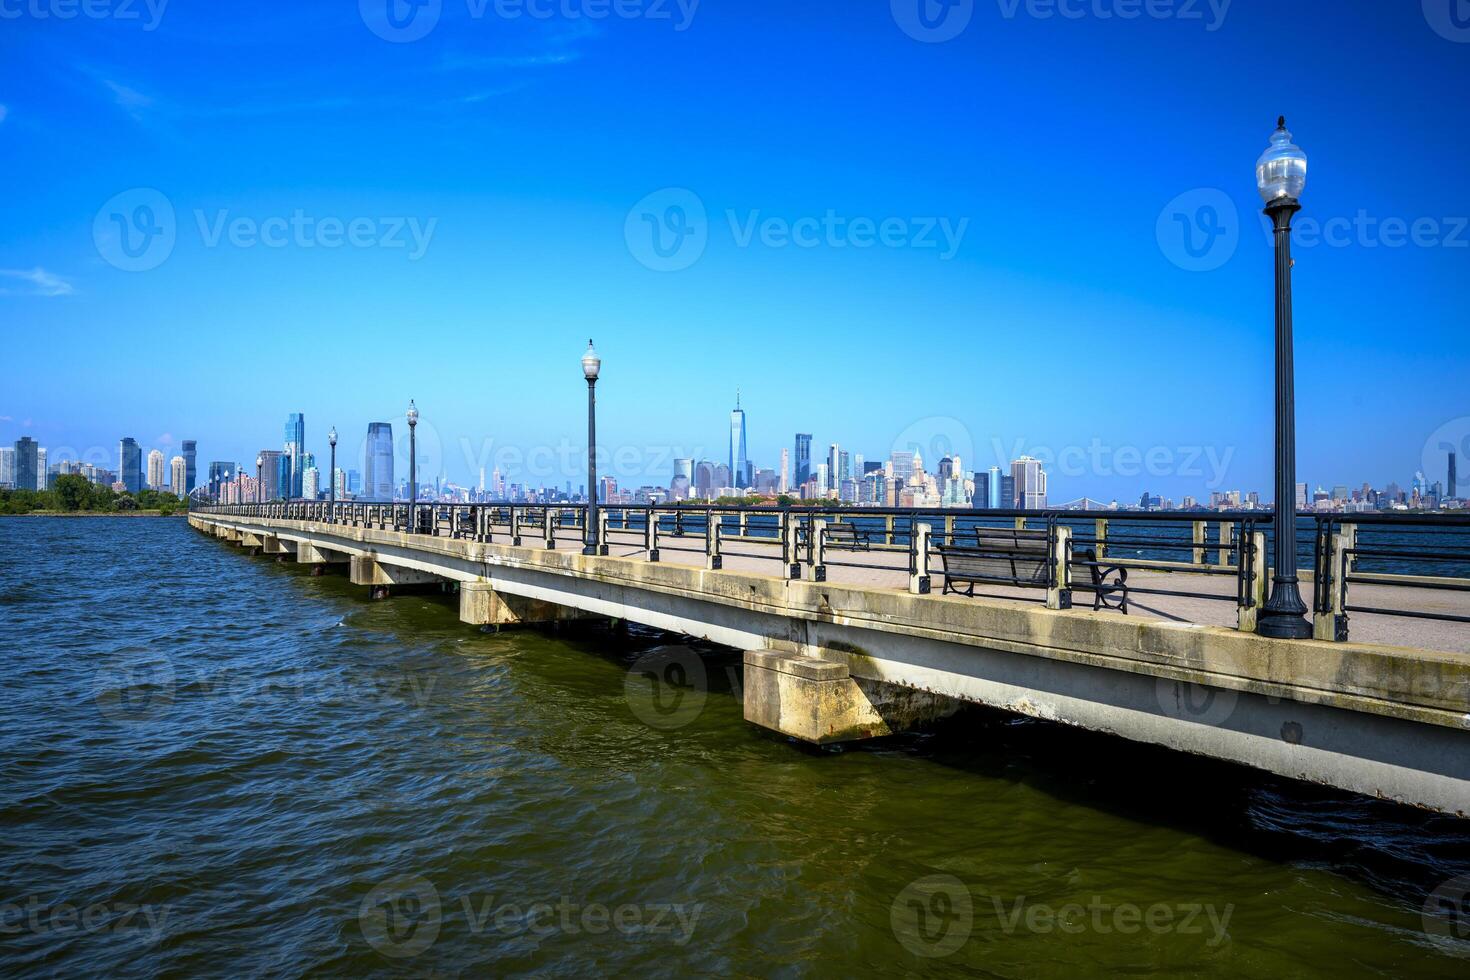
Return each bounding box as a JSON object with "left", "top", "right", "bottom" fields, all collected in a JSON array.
[{"left": 189, "top": 501, "right": 1470, "bottom": 816}]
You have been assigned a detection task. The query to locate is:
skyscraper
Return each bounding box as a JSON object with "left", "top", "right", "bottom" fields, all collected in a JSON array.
[
  {"left": 147, "top": 449, "right": 166, "bottom": 490},
  {"left": 1011, "top": 456, "right": 1047, "bottom": 509},
  {"left": 170, "top": 455, "right": 187, "bottom": 496},
  {"left": 13, "top": 438, "right": 38, "bottom": 493},
  {"left": 1450, "top": 452, "right": 1458, "bottom": 500},
  {"left": 778, "top": 448, "right": 790, "bottom": 493},
  {"left": 284, "top": 413, "right": 305, "bottom": 498},
  {"left": 118, "top": 438, "right": 142, "bottom": 494},
  {"left": 999, "top": 474, "right": 1016, "bottom": 509},
  {"left": 0, "top": 447, "right": 14, "bottom": 488},
  {"left": 794, "top": 433, "right": 812, "bottom": 487},
  {"left": 729, "top": 392, "right": 749, "bottom": 489},
  {"left": 36, "top": 447, "right": 47, "bottom": 490},
  {"left": 364, "top": 423, "right": 394, "bottom": 501},
  {"left": 181, "top": 440, "right": 197, "bottom": 493},
  {"left": 974, "top": 470, "right": 990, "bottom": 510},
  {"left": 259, "top": 450, "right": 286, "bottom": 501},
  {"left": 828, "top": 443, "right": 841, "bottom": 491},
  {"left": 988, "top": 466, "right": 1002, "bottom": 509}
]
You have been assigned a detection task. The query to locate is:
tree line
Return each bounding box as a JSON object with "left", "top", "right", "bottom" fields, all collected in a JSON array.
[{"left": 0, "top": 474, "right": 185, "bottom": 516}]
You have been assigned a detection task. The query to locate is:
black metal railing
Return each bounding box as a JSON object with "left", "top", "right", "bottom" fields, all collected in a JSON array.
[{"left": 190, "top": 501, "right": 1470, "bottom": 644}]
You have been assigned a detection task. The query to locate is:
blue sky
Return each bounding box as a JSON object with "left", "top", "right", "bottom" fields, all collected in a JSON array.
[{"left": 2, "top": 0, "right": 1467, "bottom": 500}]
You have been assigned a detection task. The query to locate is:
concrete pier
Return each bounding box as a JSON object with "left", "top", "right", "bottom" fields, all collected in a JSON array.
[{"left": 189, "top": 512, "right": 1470, "bottom": 816}]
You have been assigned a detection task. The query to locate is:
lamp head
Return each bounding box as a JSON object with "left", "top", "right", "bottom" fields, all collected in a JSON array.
[
  {"left": 328, "top": 426, "right": 337, "bottom": 447},
  {"left": 406, "top": 400, "right": 418, "bottom": 427},
  {"left": 1256, "top": 116, "right": 1307, "bottom": 205},
  {"left": 582, "top": 339, "right": 601, "bottom": 381}
]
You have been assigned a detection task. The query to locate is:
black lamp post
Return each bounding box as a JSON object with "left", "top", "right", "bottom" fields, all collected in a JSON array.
[
  {"left": 255, "top": 454, "right": 264, "bottom": 505},
  {"left": 406, "top": 400, "right": 419, "bottom": 525},
  {"left": 1255, "top": 117, "right": 1313, "bottom": 640},
  {"left": 328, "top": 427, "right": 338, "bottom": 505},
  {"left": 582, "top": 340, "right": 601, "bottom": 556}
]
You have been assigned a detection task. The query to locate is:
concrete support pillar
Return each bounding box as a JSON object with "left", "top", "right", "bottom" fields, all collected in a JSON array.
[
  {"left": 349, "top": 554, "right": 444, "bottom": 590},
  {"left": 458, "top": 581, "right": 596, "bottom": 628},
  {"left": 705, "top": 513, "right": 722, "bottom": 570},
  {"left": 261, "top": 535, "right": 287, "bottom": 555},
  {"left": 1238, "top": 530, "right": 1268, "bottom": 632},
  {"left": 909, "top": 522, "right": 931, "bottom": 595},
  {"left": 1314, "top": 532, "right": 1351, "bottom": 642},
  {"left": 1046, "top": 525, "right": 1072, "bottom": 610},
  {"left": 809, "top": 518, "right": 827, "bottom": 582},
  {"left": 295, "top": 541, "right": 346, "bottom": 567},
  {"left": 742, "top": 650, "right": 958, "bottom": 744},
  {"left": 239, "top": 532, "right": 264, "bottom": 549}
]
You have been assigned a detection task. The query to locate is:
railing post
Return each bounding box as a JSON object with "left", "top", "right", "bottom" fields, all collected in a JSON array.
[
  {"left": 1313, "top": 531, "right": 1350, "bottom": 642},
  {"left": 646, "top": 509, "right": 660, "bottom": 562},
  {"left": 884, "top": 514, "right": 895, "bottom": 547},
  {"left": 597, "top": 509, "right": 609, "bottom": 556},
  {"left": 1237, "top": 530, "right": 1268, "bottom": 632},
  {"left": 739, "top": 510, "right": 748, "bottom": 539},
  {"left": 706, "top": 511, "right": 723, "bottom": 570},
  {"left": 810, "top": 518, "right": 827, "bottom": 582},
  {"left": 544, "top": 507, "right": 557, "bottom": 550},
  {"left": 1217, "top": 521, "right": 1232, "bottom": 567},
  {"left": 512, "top": 506, "right": 523, "bottom": 547},
  {"left": 1014, "top": 516, "right": 1027, "bottom": 531},
  {"left": 1192, "top": 520, "right": 1207, "bottom": 566},
  {"left": 782, "top": 512, "right": 801, "bottom": 579},
  {"left": 1046, "top": 524, "right": 1072, "bottom": 610},
  {"left": 943, "top": 514, "right": 955, "bottom": 545},
  {"left": 1094, "top": 518, "right": 1108, "bottom": 561},
  {"left": 909, "top": 521, "right": 931, "bottom": 595}
]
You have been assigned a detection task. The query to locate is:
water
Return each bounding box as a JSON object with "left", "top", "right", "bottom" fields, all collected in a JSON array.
[{"left": 2, "top": 516, "right": 1467, "bottom": 976}]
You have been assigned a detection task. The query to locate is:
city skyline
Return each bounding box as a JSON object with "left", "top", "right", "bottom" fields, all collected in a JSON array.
[{"left": 3, "top": 5, "right": 1467, "bottom": 507}]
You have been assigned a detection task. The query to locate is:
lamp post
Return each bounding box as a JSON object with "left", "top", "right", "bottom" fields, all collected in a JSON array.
[
  {"left": 328, "top": 427, "right": 338, "bottom": 506},
  {"left": 582, "top": 340, "right": 601, "bottom": 556},
  {"left": 255, "top": 454, "right": 264, "bottom": 506},
  {"left": 407, "top": 400, "right": 419, "bottom": 527},
  {"left": 1255, "top": 117, "right": 1312, "bottom": 640}
]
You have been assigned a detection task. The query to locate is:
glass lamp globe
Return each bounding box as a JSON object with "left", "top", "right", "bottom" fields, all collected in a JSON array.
[
  {"left": 1256, "top": 116, "right": 1307, "bottom": 204},
  {"left": 328, "top": 427, "right": 337, "bottom": 447},
  {"left": 256, "top": 455, "right": 263, "bottom": 468},
  {"left": 582, "top": 339, "right": 601, "bottom": 381},
  {"left": 406, "top": 400, "right": 418, "bottom": 426}
]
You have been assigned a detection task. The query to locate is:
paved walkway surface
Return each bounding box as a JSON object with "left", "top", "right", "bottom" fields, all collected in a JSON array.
[{"left": 481, "top": 525, "right": 1470, "bottom": 655}]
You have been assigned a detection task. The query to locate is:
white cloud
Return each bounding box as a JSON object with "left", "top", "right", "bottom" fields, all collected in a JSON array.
[{"left": 0, "top": 267, "right": 74, "bottom": 298}]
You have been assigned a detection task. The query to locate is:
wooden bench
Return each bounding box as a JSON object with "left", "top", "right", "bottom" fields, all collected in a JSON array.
[
  {"left": 799, "top": 522, "right": 872, "bottom": 552},
  {"left": 936, "top": 528, "right": 1128, "bottom": 613}
]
